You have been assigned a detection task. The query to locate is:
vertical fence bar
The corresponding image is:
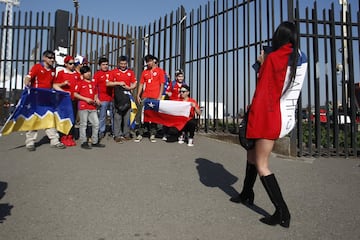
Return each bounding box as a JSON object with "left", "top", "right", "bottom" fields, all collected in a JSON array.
[
  {"left": 214, "top": 0, "right": 219, "bottom": 130},
  {"left": 189, "top": 10, "right": 194, "bottom": 93},
  {"left": 234, "top": 0, "right": 239, "bottom": 129},
  {"left": 312, "top": 3, "right": 321, "bottom": 155},
  {"left": 346, "top": 6, "right": 358, "bottom": 157},
  {"left": 221, "top": 0, "right": 225, "bottom": 131},
  {"left": 323, "top": 9, "right": 331, "bottom": 157},
  {"left": 329, "top": 3, "right": 340, "bottom": 156},
  {"left": 14, "top": 11, "right": 21, "bottom": 89},
  {"left": 205, "top": 3, "right": 212, "bottom": 131},
  {"left": 340, "top": 3, "right": 349, "bottom": 157}
]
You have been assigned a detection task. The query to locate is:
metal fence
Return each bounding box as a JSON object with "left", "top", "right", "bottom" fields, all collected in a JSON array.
[{"left": 0, "top": 0, "right": 359, "bottom": 157}]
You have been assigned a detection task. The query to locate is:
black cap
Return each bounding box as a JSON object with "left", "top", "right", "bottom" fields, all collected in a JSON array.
[
  {"left": 180, "top": 84, "right": 190, "bottom": 92},
  {"left": 175, "top": 69, "right": 184, "bottom": 76}
]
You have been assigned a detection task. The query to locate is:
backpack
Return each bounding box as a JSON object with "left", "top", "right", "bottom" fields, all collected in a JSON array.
[{"left": 113, "top": 85, "right": 131, "bottom": 113}]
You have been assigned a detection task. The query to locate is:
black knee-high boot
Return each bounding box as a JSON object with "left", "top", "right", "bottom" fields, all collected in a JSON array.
[
  {"left": 260, "top": 174, "right": 291, "bottom": 228},
  {"left": 230, "top": 162, "right": 257, "bottom": 205}
]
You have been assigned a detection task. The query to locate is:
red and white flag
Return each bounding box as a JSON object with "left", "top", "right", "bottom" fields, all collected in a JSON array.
[{"left": 142, "top": 99, "right": 192, "bottom": 130}]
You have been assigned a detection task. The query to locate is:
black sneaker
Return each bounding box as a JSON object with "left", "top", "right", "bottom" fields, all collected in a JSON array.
[
  {"left": 99, "top": 132, "right": 105, "bottom": 139},
  {"left": 92, "top": 143, "right": 105, "bottom": 148},
  {"left": 81, "top": 142, "right": 92, "bottom": 149}
]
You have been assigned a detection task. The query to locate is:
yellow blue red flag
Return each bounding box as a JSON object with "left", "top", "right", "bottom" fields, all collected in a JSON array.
[{"left": 0, "top": 88, "right": 74, "bottom": 136}]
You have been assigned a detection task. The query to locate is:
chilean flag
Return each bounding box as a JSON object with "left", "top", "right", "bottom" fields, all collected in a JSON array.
[{"left": 142, "top": 99, "right": 192, "bottom": 130}]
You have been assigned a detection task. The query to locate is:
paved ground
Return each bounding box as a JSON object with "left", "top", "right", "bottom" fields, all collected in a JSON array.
[{"left": 0, "top": 131, "right": 359, "bottom": 240}]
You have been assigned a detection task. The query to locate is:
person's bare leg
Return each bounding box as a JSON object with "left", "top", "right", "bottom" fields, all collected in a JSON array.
[
  {"left": 254, "top": 139, "right": 290, "bottom": 228},
  {"left": 254, "top": 139, "right": 274, "bottom": 177}
]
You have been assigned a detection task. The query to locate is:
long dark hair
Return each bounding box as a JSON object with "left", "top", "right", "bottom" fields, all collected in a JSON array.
[{"left": 272, "top": 21, "right": 299, "bottom": 94}]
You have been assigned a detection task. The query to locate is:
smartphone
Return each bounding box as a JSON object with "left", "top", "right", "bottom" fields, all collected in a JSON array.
[
  {"left": 252, "top": 61, "right": 261, "bottom": 72},
  {"left": 263, "top": 45, "right": 273, "bottom": 54},
  {"left": 252, "top": 45, "right": 273, "bottom": 72}
]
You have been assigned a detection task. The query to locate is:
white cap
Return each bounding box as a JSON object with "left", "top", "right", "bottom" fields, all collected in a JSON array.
[{"left": 75, "top": 55, "right": 88, "bottom": 65}]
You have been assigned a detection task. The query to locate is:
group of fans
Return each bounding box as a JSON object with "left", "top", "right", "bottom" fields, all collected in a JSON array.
[{"left": 23, "top": 50, "right": 201, "bottom": 151}]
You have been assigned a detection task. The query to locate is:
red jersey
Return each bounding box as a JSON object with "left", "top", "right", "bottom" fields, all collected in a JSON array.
[
  {"left": 94, "top": 70, "right": 113, "bottom": 102},
  {"left": 166, "top": 81, "right": 183, "bottom": 100},
  {"left": 27, "top": 63, "right": 55, "bottom": 89},
  {"left": 54, "top": 69, "right": 80, "bottom": 100},
  {"left": 185, "top": 98, "right": 200, "bottom": 118},
  {"left": 75, "top": 79, "right": 98, "bottom": 110},
  {"left": 110, "top": 68, "right": 137, "bottom": 90},
  {"left": 140, "top": 67, "right": 165, "bottom": 99}
]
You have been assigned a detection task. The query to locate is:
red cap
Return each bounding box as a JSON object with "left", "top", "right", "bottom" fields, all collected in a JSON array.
[{"left": 64, "top": 55, "right": 74, "bottom": 63}]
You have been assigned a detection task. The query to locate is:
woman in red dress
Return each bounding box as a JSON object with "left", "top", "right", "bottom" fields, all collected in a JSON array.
[{"left": 230, "top": 21, "right": 308, "bottom": 228}]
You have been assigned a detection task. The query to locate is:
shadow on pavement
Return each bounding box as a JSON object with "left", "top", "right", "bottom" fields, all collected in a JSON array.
[
  {"left": 195, "top": 158, "right": 239, "bottom": 197},
  {"left": 0, "top": 181, "right": 13, "bottom": 224},
  {"left": 7, "top": 135, "right": 50, "bottom": 151},
  {"left": 35, "top": 135, "right": 51, "bottom": 147},
  {"left": 195, "top": 158, "right": 270, "bottom": 218}
]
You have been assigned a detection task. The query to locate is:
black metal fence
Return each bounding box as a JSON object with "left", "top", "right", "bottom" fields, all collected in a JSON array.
[{"left": 1, "top": 0, "right": 359, "bottom": 158}]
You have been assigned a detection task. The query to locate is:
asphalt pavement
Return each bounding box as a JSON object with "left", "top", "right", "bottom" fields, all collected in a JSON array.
[{"left": 0, "top": 131, "right": 359, "bottom": 240}]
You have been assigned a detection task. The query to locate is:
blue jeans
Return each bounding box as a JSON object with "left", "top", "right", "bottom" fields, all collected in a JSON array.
[{"left": 98, "top": 101, "right": 113, "bottom": 136}]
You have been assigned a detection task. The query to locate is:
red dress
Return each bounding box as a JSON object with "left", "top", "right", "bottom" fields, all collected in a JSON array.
[{"left": 246, "top": 43, "right": 307, "bottom": 139}]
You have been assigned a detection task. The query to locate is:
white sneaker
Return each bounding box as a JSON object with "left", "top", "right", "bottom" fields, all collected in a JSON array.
[
  {"left": 134, "top": 135, "right": 143, "bottom": 143},
  {"left": 178, "top": 135, "right": 185, "bottom": 144},
  {"left": 187, "top": 138, "right": 194, "bottom": 147},
  {"left": 150, "top": 135, "right": 157, "bottom": 143},
  {"left": 162, "top": 136, "right": 167, "bottom": 141}
]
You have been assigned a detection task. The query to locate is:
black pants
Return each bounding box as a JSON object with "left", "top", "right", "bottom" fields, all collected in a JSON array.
[
  {"left": 182, "top": 118, "right": 198, "bottom": 138},
  {"left": 70, "top": 100, "right": 78, "bottom": 136}
]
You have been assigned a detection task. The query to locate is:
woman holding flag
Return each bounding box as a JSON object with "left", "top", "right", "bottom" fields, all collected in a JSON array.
[{"left": 230, "top": 21, "right": 308, "bottom": 228}]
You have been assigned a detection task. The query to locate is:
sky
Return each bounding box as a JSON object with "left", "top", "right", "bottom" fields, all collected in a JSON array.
[
  {"left": 1, "top": 0, "right": 357, "bottom": 27},
  {"left": 2, "top": 0, "right": 212, "bottom": 26}
]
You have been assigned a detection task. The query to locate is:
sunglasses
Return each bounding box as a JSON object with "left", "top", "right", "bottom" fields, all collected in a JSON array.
[
  {"left": 46, "top": 55, "right": 55, "bottom": 59},
  {"left": 180, "top": 90, "right": 188, "bottom": 93},
  {"left": 67, "top": 62, "right": 75, "bottom": 65}
]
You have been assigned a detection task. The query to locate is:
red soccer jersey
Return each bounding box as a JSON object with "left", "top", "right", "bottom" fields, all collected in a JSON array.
[
  {"left": 94, "top": 70, "right": 113, "bottom": 101},
  {"left": 185, "top": 97, "right": 200, "bottom": 118},
  {"left": 27, "top": 63, "right": 55, "bottom": 89},
  {"left": 54, "top": 69, "right": 80, "bottom": 100},
  {"left": 140, "top": 67, "right": 165, "bottom": 99},
  {"left": 75, "top": 79, "right": 98, "bottom": 110},
  {"left": 166, "top": 81, "right": 183, "bottom": 100},
  {"left": 110, "top": 68, "right": 137, "bottom": 90}
]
